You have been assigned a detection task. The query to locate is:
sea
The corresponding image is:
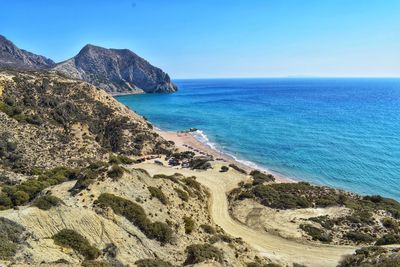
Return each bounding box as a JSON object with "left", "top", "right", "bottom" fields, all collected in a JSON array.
[{"left": 116, "top": 78, "right": 400, "bottom": 201}]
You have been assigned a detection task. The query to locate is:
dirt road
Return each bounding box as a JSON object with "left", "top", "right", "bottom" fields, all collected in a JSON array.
[{"left": 138, "top": 163, "right": 356, "bottom": 267}]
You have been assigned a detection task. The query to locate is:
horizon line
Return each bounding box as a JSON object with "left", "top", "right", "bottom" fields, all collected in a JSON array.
[{"left": 173, "top": 76, "right": 400, "bottom": 80}]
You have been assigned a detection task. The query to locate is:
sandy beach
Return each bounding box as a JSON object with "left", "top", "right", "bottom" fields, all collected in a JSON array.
[{"left": 157, "top": 129, "right": 294, "bottom": 183}]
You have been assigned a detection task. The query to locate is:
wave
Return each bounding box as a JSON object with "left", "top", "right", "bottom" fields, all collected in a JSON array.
[{"left": 191, "top": 129, "right": 276, "bottom": 175}]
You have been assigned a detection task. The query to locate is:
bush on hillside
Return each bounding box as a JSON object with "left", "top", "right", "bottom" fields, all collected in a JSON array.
[
  {"left": 308, "top": 215, "right": 335, "bottom": 230},
  {"left": 0, "top": 217, "right": 26, "bottom": 260},
  {"left": 344, "top": 231, "right": 374, "bottom": 244},
  {"left": 148, "top": 186, "right": 168, "bottom": 205},
  {"left": 190, "top": 157, "right": 211, "bottom": 170},
  {"left": 200, "top": 224, "right": 216, "bottom": 234},
  {"left": 381, "top": 217, "right": 398, "bottom": 230},
  {"left": 220, "top": 166, "right": 229, "bottom": 172},
  {"left": 184, "top": 244, "right": 223, "bottom": 265},
  {"left": 300, "top": 224, "right": 332, "bottom": 243},
  {"left": 250, "top": 170, "right": 275, "bottom": 185},
  {"left": 96, "top": 193, "right": 174, "bottom": 244},
  {"left": 32, "top": 195, "right": 63, "bottom": 210},
  {"left": 337, "top": 246, "right": 399, "bottom": 267},
  {"left": 1, "top": 166, "right": 81, "bottom": 209},
  {"left": 174, "top": 188, "right": 189, "bottom": 202},
  {"left": 208, "top": 234, "right": 233, "bottom": 244},
  {"left": 107, "top": 164, "right": 124, "bottom": 180},
  {"left": 228, "top": 164, "right": 247, "bottom": 174},
  {"left": 375, "top": 234, "right": 400, "bottom": 245},
  {"left": 183, "top": 216, "right": 195, "bottom": 234},
  {"left": 109, "top": 154, "right": 134, "bottom": 165},
  {"left": 53, "top": 229, "right": 99, "bottom": 260}
]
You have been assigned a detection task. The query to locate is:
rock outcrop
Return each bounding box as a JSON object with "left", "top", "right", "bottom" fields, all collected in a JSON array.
[
  {"left": 53, "top": 44, "right": 178, "bottom": 94},
  {"left": 0, "top": 35, "right": 55, "bottom": 70},
  {"left": 0, "top": 35, "right": 177, "bottom": 94}
]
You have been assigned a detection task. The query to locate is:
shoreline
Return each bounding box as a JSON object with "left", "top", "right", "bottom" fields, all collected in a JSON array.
[{"left": 156, "top": 129, "right": 295, "bottom": 183}]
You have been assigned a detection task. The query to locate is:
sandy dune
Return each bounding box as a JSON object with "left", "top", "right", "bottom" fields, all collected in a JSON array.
[{"left": 137, "top": 162, "right": 356, "bottom": 267}]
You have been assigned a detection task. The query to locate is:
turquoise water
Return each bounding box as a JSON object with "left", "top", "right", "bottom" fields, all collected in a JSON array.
[{"left": 116, "top": 78, "right": 400, "bottom": 200}]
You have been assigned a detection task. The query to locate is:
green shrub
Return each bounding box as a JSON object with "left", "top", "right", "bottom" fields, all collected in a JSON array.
[
  {"left": 250, "top": 170, "right": 275, "bottom": 184},
  {"left": 0, "top": 192, "right": 12, "bottom": 210},
  {"left": 183, "top": 177, "right": 201, "bottom": 192},
  {"left": 381, "top": 217, "right": 398, "bottom": 230},
  {"left": 107, "top": 164, "right": 124, "bottom": 180},
  {"left": 135, "top": 258, "right": 173, "bottom": 267},
  {"left": 0, "top": 217, "right": 26, "bottom": 260},
  {"left": 10, "top": 190, "right": 29, "bottom": 206},
  {"left": 209, "top": 234, "right": 233, "bottom": 244},
  {"left": 183, "top": 216, "right": 195, "bottom": 234},
  {"left": 190, "top": 157, "right": 211, "bottom": 170},
  {"left": 220, "top": 166, "right": 229, "bottom": 172},
  {"left": 308, "top": 216, "right": 335, "bottom": 230},
  {"left": 170, "top": 151, "right": 195, "bottom": 160},
  {"left": 96, "top": 193, "right": 174, "bottom": 244},
  {"left": 53, "top": 229, "right": 99, "bottom": 260},
  {"left": 109, "top": 154, "right": 134, "bottom": 165},
  {"left": 229, "top": 164, "right": 247, "bottom": 174},
  {"left": 148, "top": 186, "right": 168, "bottom": 205},
  {"left": 174, "top": 188, "right": 189, "bottom": 202},
  {"left": 200, "top": 224, "right": 216, "bottom": 234},
  {"left": 300, "top": 224, "right": 332, "bottom": 243},
  {"left": 375, "top": 234, "right": 400, "bottom": 245},
  {"left": 337, "top": 246, "right": 399, "bottom": 267},
  {"left": 346, "top": 209, "right": 374, "bottom": 225},
  {"left": 32, "top": 195, "right": 63, "bottom": 210},
  {"left": 153, "top": 174, "right": 180, "bottom": 183},
  {"left": 344, "top": 231, "right": 374, "bottom": 244},
  {"left": 146, "top": 221, "right": 174, "bottom": 244},
  {"left": 184, "top": 244, "right": 223, "bottom": 264},
  {"left": 0, "top": 166, "right": 82, "bottom": 209}
]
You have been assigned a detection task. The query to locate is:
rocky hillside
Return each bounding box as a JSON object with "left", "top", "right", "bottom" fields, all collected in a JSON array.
[
  {"left": 0, "top": 35, "right": 55, "bottom": 70},
  {"left": 0, "top": 70, "right": 173, "bottom": 173},
  {"left": 53, "top": 44, "right": 178, "bottom": 94},
  {"left": 0, "top": 70, "right": 264, "bottom": 267}
]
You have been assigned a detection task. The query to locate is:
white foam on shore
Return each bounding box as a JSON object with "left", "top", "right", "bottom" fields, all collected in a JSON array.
[{"left": 191, "top": 129, "right": 274, "bottom": 174}]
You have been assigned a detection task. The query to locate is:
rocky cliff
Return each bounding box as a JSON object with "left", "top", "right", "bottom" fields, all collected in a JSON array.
[
  {"left": 53, "top": 44, "right": 178, "bottom": 94},
  {"left": 0, "top": 35, "right": 55, "bottom": 70},
  {"left": 0, "top": 35, "right": 177, "bottom": 94}
]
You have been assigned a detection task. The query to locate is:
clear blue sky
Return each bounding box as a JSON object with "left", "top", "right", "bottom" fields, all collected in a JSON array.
[{"left": 2, "top": 0, "right": 399, "bottom": 78}]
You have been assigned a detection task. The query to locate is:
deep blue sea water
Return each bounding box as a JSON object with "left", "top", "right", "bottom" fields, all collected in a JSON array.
[{"left": 116, "top": 78, "right": 400, "bottom": 200}]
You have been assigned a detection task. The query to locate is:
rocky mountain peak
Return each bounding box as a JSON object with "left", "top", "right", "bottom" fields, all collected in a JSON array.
[
  {"left": 0, "top": 34, "right": 55, "bottom": 70},
  {"left": 54, "top": 44, "right": 178, "bottom": 94}
]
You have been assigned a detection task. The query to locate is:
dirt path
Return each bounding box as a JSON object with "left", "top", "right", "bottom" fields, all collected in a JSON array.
[{"left": 137, "top": 163, "right": 356, "bottom": 267}]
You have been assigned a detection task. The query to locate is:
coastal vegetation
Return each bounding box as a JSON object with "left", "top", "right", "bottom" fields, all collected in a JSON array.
[
  {"left": 0, "top": 218, "right": 26, "bottom": 260},
  {"left": 32, "top": 195, "right": 63, "bottom": 210},
  {"left": 174, "top": 187, "right": 189, "bottom": 202},
  {"left": 96, "top": 193, "right": 174, "bottom": 244},
  {"left": 250, "top": 170, "right": 275, "bottom": 184},
  {"left": 183, "top": 216, "right": 195, "bottom": 234},
  {"left": 230, "top": 180, "right": 400, "bottom": 246},
  {"left": 338, "top": 247, "right": 400, "bottom": 267},
  {"left": 53, "top": 229, "right": 99, "bottom": 260},
  {"left": 148, "top": 186, "right": 168, "bottom": 205},
  {"left": 229, "top": 164, "right": 247, "bottom": 174},
  {"left": 184, "top": 244, "right": 224, "bottom": 264}
]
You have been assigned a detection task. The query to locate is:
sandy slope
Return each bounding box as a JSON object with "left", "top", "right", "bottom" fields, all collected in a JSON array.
[{"left": 137, "top": 162, "right": 356, "bottom": 267}]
